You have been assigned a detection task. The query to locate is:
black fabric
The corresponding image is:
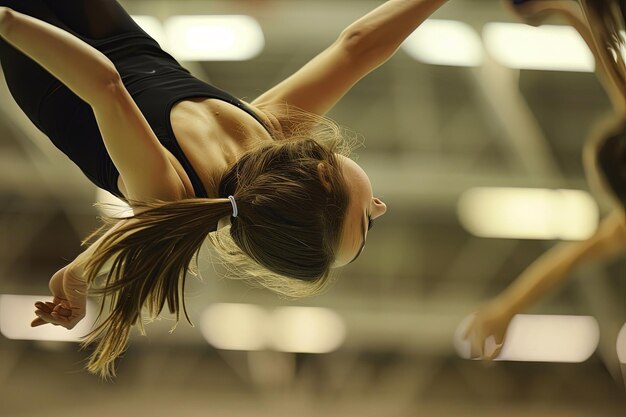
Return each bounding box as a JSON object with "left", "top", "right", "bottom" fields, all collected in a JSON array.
[{"left": 0, "top": 0, "right": 270, "bottom": 199}]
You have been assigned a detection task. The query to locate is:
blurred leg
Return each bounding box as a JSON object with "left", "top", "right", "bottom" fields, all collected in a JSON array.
[{"left": 505, "top": 0, "right": 626, "bottom": 111}]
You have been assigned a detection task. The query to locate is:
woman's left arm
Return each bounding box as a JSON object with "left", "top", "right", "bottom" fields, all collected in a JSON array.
[{"left": 253, "top": 0, "right": 449, "bottom": 116}]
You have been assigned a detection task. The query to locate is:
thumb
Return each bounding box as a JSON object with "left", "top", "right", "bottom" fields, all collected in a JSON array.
[{"left": 31, "top": 316, "right": 49, "bottom": 327}]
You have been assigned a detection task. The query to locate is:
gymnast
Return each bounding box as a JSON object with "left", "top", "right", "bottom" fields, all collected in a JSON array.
[
  {"left": 0, "top": 0, "right": 448, "bottom": 377},
  {"left": 465, "top": 0, "right": 626, "bottom": 360}
]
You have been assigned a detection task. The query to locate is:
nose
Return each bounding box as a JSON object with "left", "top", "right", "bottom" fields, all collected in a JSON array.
[{"left": 371, "top": 197, "right": 387, "bottom": 219}]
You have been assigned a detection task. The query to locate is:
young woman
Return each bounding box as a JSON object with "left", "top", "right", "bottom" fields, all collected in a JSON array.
[
  {"left": 464, "top": 0, "right": 626, "bottom": 360},
  {"left": 0, "top": 0, "right": 448, "bottom": 377}
]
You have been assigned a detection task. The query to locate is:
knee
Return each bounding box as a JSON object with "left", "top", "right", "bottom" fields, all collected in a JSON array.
[{"left": 0, "top": 7, "right": 17, "bottom": 38}]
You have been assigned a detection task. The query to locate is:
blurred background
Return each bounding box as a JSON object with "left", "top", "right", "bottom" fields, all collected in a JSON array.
[{"left": 2, "top": 0, "right": 626, "bottom": 416}]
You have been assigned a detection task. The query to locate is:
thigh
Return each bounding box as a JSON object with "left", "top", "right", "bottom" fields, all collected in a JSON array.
[
  {"left": 43, "top": 0, "right": 147, "bottom": 41},
  {"left": 0, "top": 1, "right": 83, "bottom": 131},
  {"left": 0, "top": 1, "right": 119, "bottom": 193}
]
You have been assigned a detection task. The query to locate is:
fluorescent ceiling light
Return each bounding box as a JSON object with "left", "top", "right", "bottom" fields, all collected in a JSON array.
[
  {"left": 270, "top": 307, "right": 346, "bottom": 354},
  {"left": 131, "top": 15, "right": 167, "bottom": 48},
  {"left": 165, "top": 15, "right": 264, "bottom": 61},
  {"left": 403, "top": 19, "right": 483, "bottom": 67},
  {"left": 483, "top": 23, "right": 594, "bottom": 72},
  {"left": 0, "top": 294, "right": 96, "bottom": 342},
  {"left": 201, "top": 303, "right": 268, "bottom": 351},
  {"left": 200, "top": 303, "right": 346, "bottom": 353},
  {"left": 457, "top": 187, "right": 598, "bottom": 240},
  {"left": 455, "top": 314, "right": 599, "bottom": 362}
]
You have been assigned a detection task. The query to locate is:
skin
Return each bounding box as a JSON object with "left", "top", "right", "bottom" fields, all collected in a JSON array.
[
  {"left": 0, "top": 1, "right": 448, "bottom": 329},
  {"left": 333, "top": 155, "right": 388, "bottom": 267}
]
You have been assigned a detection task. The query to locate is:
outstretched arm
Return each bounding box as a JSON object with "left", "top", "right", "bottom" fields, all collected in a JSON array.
[
  {"left": 0, "top": 8, "right": 184, "bottom": 202},
  {"left": 253, "top": 0, "right": 448, "bottom": 118},
  {"left": 464, "top": 210, "right": 626, "bottom": 359}
]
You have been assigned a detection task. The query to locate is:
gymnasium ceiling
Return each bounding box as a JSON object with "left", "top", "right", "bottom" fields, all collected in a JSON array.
[{"left": 1, "top": 1, "right": 625, "bottom": 416}]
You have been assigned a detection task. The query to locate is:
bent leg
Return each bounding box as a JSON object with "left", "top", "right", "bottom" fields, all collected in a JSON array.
[
  {"left": 43, "top": 0, "right": 147, "bottom": 41},
  {"left": 0, "top": 1, "right": 117, "bottom": 192},
  {"left": 0, "top": 0, "right": 150, "bottom": 130},
  {"left": 0, "top": 1, "right": 80, "bottom": 131}
]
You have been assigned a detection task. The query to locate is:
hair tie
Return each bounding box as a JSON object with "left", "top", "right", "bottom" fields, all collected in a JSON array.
[{"left": 228, "top": 195, "right": 238, "bottom": 218}]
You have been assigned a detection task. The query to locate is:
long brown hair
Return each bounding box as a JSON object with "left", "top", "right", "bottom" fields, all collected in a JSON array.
[{"left": 80, "top": 111, "right": 356, "bottom": 378}]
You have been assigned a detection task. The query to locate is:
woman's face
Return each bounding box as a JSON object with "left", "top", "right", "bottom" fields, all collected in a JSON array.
[{"left": 333, "top": 155, "right": 387, "bottom": 267}]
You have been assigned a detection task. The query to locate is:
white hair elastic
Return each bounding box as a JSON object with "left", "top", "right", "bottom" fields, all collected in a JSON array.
[{"left": 228, "top": 195, "right": 238, "bottom": 218}]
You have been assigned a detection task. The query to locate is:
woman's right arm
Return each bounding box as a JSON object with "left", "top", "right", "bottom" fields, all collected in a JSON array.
[{"left": 465, "top": 209, "right": 626, "bottom": 359}]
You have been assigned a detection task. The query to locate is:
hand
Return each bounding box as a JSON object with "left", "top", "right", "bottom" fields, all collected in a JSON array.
[
  {"left": 31, "top": 264, "right": 87, "bottom": 330},
  {"left": 463, "top": 300, "right": 515, "bottom": 360}
]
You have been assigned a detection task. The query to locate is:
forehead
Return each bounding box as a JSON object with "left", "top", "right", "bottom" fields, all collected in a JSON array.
[
  {"left": 337, "top": 155, "right": 367, "bottom": 184},
  {"left": 333, "top": 156, "right": 370, "bottom": 267}
]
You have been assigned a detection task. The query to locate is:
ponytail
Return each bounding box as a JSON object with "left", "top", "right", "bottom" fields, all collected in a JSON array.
[
  {"left": 81, "top": 198, "right": 233, "bottom": 379},
  {"left": 80, "top": 105, "right": 356, "bottom": 378}
]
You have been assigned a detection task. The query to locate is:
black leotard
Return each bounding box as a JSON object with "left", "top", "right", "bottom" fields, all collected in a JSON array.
[
  {"left": 80, "top": 32, "right": 271, "bottom": 199},
  {"left": 0, "top": 0, "right": 270, "bottom": 199}
]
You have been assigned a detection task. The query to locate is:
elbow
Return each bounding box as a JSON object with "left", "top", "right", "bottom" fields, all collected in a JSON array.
[
  {"left": 337, "top": 25, "right": 395, "bottom": 68},
  {"left": 338, "top": 26, "right": 370, "bottom": 57},
  {"left": 87, "top": 70, "right": 126, "bottom": 109},
  {"left": 103, "top": 71, "right": 123, "bottom": 90},
  {"left": 99, "top": 70, "right": 125, "bottom": 97}
]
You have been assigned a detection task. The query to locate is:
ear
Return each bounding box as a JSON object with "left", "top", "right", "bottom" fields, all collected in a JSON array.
[{"left": 316, "top": 162, "right": 333, "bottom": 193}]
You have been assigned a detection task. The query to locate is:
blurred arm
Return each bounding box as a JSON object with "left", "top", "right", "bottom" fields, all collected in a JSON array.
[
  {"left": 495, "top": 210, "right": 626, "bottom": 317},
  {"left": 465, "top": 210, "right": 626, "bottom": 359}
]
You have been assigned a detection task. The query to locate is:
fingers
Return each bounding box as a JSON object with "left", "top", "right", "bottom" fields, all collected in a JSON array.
[
  {"left": 34, "top": 300, "right": 72, "bottom": 316},
  {"left": 31, "top": 316, "right": 48, "bottom": 327},
  {"left": 52, "top": 303, "right": 72, "bottom": 317},
  {"left": 483, "top": 335, "right": 502, "bottom": 361},
  {"left": 32, "top": 301, "right": 82, "bottom": 329},
  {"left": 34, "top": 301, "right": 53, "bottom": 314},
  {"left": 485, "top": 344, "right": 503, "bottom": 361},
  {"left": 468, "top": 332, "right": 484, "bottom": 360},
  {"left": 461, "top": 314, "right": 482, "bottom": 359},
  {"left": 487, "top": 333, "right": 506, "bottom": 361},
  {"left": 33, "top": 309, "right": 78, "bottom": 330},
  {"left": 466, "top": 329, "right": 487, "bottom": 360},
  {"left": 466, "top": 328, "right": 503, "bottom": 361},
  {"left": 31, "top": 312, "right": 73, "bottom": 328}
]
